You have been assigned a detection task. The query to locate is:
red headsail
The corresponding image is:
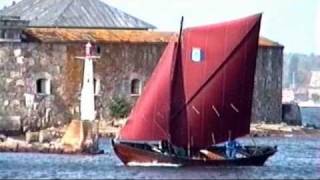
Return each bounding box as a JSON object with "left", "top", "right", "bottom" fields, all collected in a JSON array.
[
  {"left": 119, "top": 14, "right": 262, "bottom": 149},
  {"left": 119, "top": 40, "right": 177, "bottom": 141}
]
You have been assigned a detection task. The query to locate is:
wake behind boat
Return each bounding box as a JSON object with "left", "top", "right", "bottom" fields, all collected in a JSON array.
[{"left": 112, "top": 13, "right": 277, "bottom": 167}]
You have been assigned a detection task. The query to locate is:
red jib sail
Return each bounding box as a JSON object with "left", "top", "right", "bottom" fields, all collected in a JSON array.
[
  {"left": 119, "top": 14, "right": 262, "bottom": 149},
  {"left": 119, "top": 40, "right": 177, "bottom": 141}
]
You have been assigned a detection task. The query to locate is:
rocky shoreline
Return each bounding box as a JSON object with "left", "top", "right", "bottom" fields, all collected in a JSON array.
[
  {"left": 0, "top": 124, "right": 103, "bottom": 155},
  {"left": 0, "top": 119, "right": 319, "bottom": 154}
]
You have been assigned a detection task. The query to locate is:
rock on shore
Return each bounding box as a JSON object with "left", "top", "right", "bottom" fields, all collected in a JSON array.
[{"left": 0, "top": 120, "right": 104, "bottom": 154}]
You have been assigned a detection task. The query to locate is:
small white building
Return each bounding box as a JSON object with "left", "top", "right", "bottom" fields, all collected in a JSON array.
[
  {"left": 282, "top": 88, "right": 295, "bottom": 103},
  {"left": 308, "top": 71, "right": 320, "bottom": 101}
]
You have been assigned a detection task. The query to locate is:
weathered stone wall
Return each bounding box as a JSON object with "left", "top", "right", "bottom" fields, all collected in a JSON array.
[
  {"left": 62, "top": 43, "right": 166, "bottom": 121},
  {"left": 251, "top": 46, "right": 283, "bottom": 123},
  {"left": 0, "top": 42, "right": 70, "bottom": 134},
  {"left": 0, "top": 42, "right": 166, "bottom": 134},
  {"left": 0, "top": 41, "right": 283, "bottom": 135}
]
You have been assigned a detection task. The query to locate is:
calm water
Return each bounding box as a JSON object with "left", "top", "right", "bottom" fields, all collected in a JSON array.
[
  {"left": 300, "top": 107, "right": 320, "bottom": 128},
  {"left": 0, "top": 136, "right": 319, "bottom": 179}
]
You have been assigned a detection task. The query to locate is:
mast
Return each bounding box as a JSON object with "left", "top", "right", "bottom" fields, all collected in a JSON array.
[
  {"left": 177, "top": 17, "right": 195, "bottom": 157},
  {"left": 175, "top": 16, "right": 191, "bottom": 157},
  {"left": 177, "top": 16, "right": 184, "bottom": 49}
]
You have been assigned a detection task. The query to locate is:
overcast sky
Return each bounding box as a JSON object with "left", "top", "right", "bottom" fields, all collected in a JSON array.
[{"left": 0, "top": 0, "right": 319, "bottom": 55}]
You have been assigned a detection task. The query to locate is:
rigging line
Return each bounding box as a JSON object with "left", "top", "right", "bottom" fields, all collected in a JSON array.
[{"left": 171, "top": 16, "right": 261, "bottom": 120}]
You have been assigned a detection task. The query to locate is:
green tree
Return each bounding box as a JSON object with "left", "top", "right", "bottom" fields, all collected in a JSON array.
[{"left": 109, "top": 96, "right": 131, "bottom": 118}]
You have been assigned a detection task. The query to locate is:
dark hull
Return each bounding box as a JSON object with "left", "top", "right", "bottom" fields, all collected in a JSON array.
[{"left": 112, "top": 140, "right": 277, "bottom": 167}]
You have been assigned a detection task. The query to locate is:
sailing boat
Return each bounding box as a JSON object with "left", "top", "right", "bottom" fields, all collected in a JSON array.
[{"left": 112, "top": 13, "right": 277, "bottom": 166}]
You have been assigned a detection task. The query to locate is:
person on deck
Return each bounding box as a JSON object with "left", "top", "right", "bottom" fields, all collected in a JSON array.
[{"left": 225, "top": 139, "right": 242, "bottom": 159}]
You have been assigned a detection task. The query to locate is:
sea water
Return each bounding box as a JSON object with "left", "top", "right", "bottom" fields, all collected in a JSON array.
[{"left": 0, "top": 136, "right": 319, "bottom": 179}]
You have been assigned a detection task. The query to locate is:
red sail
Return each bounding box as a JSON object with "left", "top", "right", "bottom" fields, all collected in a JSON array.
[
  {"left": 170, "top": 14, "right": 262, "bottom": 148},
  {"left": 119, "top": 41, "right": 177, "bottom": 141},
  {"left": 119, "top": 14, "right": 262, "bottom": 149}
]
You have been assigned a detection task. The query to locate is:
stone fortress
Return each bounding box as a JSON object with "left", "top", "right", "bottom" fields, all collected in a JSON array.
[{"left": 0, "top": 0, "right": 284, "bottom": 135}]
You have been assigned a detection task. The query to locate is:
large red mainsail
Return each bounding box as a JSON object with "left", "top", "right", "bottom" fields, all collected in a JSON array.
[
  {"left": 170, "top": 14, "right": 262, "bottom": 148},
  {"left": 119, "top": 14, "right": 262, "bottom": 149}
]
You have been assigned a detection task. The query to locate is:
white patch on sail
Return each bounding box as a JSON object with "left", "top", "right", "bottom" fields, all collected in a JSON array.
[
  {"left": 127, "top": 161, "right": 182, "bottom": 167},
  {"left": 191, "top": 47, "right": 202, "bottom": 62}
]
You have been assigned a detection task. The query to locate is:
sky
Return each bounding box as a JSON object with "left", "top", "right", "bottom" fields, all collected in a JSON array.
[{"left": 0, "top": 0, "right": 319, "bottom": 55}]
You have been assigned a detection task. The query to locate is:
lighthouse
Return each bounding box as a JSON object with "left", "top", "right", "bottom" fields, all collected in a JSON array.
[
  {"left": 61, "top": 42, "right": 101, "bottom": 154},
  {"left": 80, "top": 42, "right": 97, "bottom": 121}
]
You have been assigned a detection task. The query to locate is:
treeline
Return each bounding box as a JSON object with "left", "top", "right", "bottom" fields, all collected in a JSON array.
[{"left": 283, "top": 53, "right": 320, "bottom": 89}]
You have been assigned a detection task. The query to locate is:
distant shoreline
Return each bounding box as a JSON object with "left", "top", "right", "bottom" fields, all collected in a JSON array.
[{"left": 250, "top": 123, "right": 320, "bottom": 137}]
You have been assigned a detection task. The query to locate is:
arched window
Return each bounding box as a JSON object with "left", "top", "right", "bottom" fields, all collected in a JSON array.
[
  {"left": 96, "top": 45, "right": 101, "bottom": 54},
  {"left": 131, "top": 79, "right": 141, "bottom": 95},
  {"left": 36, "top": 78, "right": 51, "bottom": 95}
]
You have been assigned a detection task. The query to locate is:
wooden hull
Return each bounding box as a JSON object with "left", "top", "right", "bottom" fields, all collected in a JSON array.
[{"left": 112, "top": 139, "right": 277, "bottom": 167}]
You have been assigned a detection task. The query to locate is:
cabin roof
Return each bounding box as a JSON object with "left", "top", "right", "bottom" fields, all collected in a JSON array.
[
  {"left": 0, "top": 0, "right": 155, "bottom": 30},
  {"left": 23, "top": 28, "right": 174, "bottom": 43}
]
